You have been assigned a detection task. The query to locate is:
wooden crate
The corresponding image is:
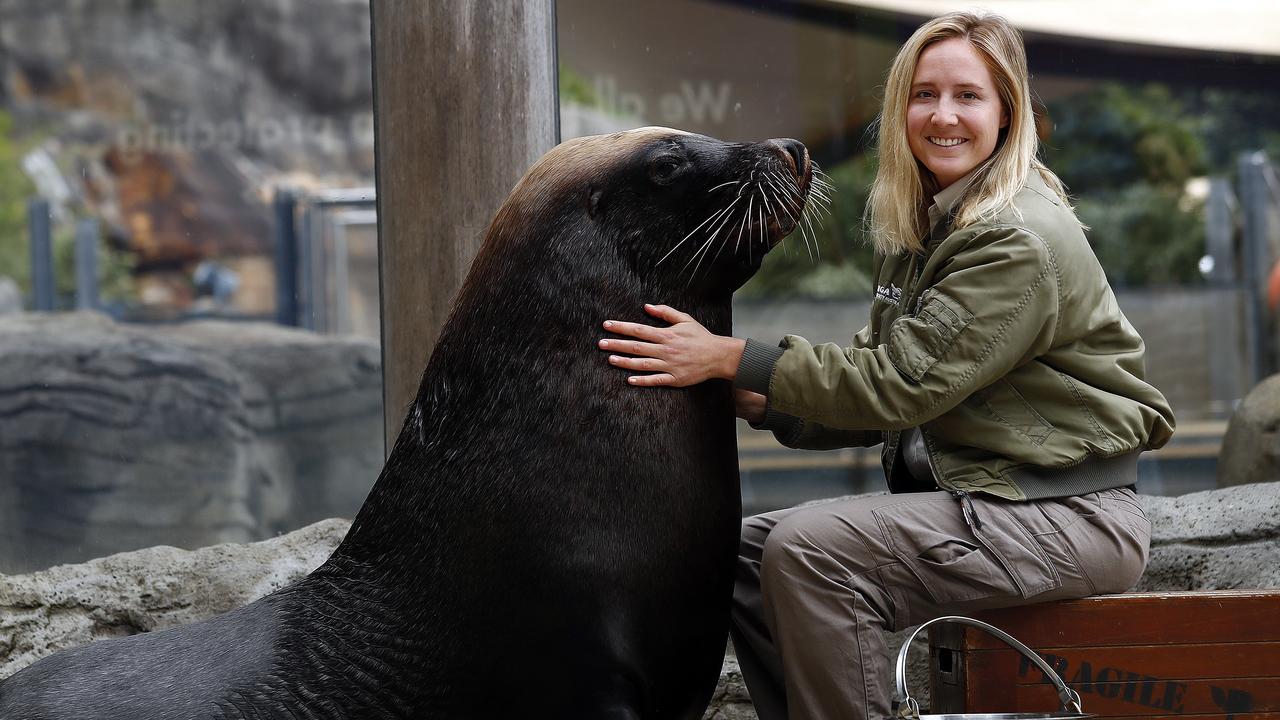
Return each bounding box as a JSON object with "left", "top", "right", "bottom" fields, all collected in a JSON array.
[{"left": 928, "top": 591, "right": 1280, "bottom": 718}]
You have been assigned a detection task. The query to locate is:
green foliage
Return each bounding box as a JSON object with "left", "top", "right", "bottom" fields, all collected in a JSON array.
[
  {"left": 1045, "top": 83, "right": 1206, "bottom": 191},
  {"left": 0, "top": 111, "right": 135, "bottom": 306},
  {"left": 559, "top": 64, "right": 599, "bottom": 107},
  {"left": 1196, "top": 88, "right": 1280, "bottom": 174},
  {"left": 1075, "top": 184, "right": 1206, "bottom": 286},
  {"left": 739, "top": 152, "right": 878, "bottom": 299},
  {"left": 1044, "top": 83, "right": 1208, "bottom": 287},
  {"left": 0, "top": 111, "right": 36, "bottom": 288}
]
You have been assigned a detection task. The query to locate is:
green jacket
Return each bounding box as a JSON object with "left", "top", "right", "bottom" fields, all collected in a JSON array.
[{"left": 736, "top": 168, "right": 1176, "bottom": 500}]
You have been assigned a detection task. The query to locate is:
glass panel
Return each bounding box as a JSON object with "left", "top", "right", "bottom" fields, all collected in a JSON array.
[
  {"left": 557, "top": 0, "right": 1280, "bottom": 511},
  {"left": 0, "top": 2, "right": 381, "bottom": 573}
]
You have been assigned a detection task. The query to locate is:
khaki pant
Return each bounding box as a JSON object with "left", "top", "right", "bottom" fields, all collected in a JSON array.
[{"left": 730, "top": 488, "right": 1150, "bottom": 720}]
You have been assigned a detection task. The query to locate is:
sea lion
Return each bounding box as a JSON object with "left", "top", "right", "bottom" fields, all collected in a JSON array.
[{"left": 0, "top": 127, "right": 815, "bottom": 719}]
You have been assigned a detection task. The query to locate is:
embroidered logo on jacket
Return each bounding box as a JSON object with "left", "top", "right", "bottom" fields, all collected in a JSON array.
[{"left": 874, "top": 283, "right": 902, "bottom": 306}]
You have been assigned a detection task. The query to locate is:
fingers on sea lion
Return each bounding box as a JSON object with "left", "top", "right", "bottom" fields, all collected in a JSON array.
[
  {"left": 627, "top": 372, "right": 678, "bottom": 387},
  {"left": 644, "top": 303, "right": 694, "bottom": 324},
  {"left": 598, "top": 338, "right": 664, "bottom": 357},
  {"left": 602, "top": 320, "right": 666, "bottom": 342},
  {"left": 609, "top": 355, "right": 668, "bottom": 372}
]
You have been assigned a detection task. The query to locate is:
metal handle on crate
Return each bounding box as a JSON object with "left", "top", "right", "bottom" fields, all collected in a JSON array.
[{"left": 893, "top": 615, "right": 1083, "bottom": 720}]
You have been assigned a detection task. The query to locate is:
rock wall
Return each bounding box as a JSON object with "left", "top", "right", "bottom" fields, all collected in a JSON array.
[
  {"left": 3, "top": 483, "right": 1278, "bottom": 717},
  {"left": 0, "top": 311, "right": 384, "bottom": 573},
  {"left": 1217, "top": 373, "right": 1280, "bottom": 488}
]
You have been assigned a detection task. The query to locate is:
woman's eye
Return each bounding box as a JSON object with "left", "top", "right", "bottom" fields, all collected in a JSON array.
[
  {"left": 914, "top": 90, "right": 933, "bottom": 99},
  {"left": 960, "top": 91, "right": 979, "bottom": 100}
]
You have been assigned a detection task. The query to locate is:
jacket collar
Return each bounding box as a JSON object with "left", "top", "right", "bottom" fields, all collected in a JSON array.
[
  {"left": 926, "top": 166, "right": 981, "bottom": 233},
  {"left": 924, "top": 166, "right": 1051, "bottom": 244}
]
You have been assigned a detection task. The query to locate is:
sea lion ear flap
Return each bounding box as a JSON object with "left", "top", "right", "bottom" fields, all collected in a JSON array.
[{"left": 587, "top": 186, "right": 606, "bottom": 219}]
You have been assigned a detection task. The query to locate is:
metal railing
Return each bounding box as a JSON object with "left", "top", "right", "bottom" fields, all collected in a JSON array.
[{"left": 272, "top": 187, "right": 377, "bottom": 333}]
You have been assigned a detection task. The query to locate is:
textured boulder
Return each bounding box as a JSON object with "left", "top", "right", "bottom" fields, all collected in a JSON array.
[
  {"left": 0, "top": 519, "right": 348, "bottom": 680},
  {"left": 1217, "top": 373, "right": 1280, "bottom": 487},
  {"left": 4, "top": 484, "right": 1278, "bottom": 717},
  {"left": 1137, "top": 481, "right": 1280, "bottom": 589},
  {"left": 0, "top": 311, "right": 383, "bottom": 573}
]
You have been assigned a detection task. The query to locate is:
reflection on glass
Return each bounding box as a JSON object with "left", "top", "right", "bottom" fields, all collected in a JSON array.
[
  {"left": 557, "top": 0, "right": 1280, "bottom": 509},
  {"left": 0, "top": 2, "right": 383, "bottom": 573}
]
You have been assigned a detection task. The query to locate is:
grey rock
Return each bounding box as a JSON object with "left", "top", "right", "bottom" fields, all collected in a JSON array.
[
  {"left": 1136, "top": 481, "right": 1280, "bottom": 590},
  {"left": 0, "top": 518, "right": 348, "bottom": 680},
  {"left": 4, "top": 483, "right": 1278, "bottom": 716},
  {"left": 0, "top": 277, "right": 19, "bottom": 314},
  {"left": 1217, "top": 373, "right": 1280, "bottom": 487},
  {"left": 0, "top": 311, "right": 383, "bottom": 573}
]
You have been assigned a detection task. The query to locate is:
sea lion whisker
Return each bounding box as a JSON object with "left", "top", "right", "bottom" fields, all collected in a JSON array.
[
  {"left": 657, "top": 198, "right": 740, "bottom": 266},
  {"left": 765, "top": 172, "right": 804, "bottom": 214},
  {"left": 734, "top": 200, "right": 751, "bottom": 254},
  {"left": 680, "top": 207, "right": 742, "bottom": 280},
  {"left": 682, "top": 234, "right": 720, "bottom": 285},
  {"left": 737, "top": 193, "right": 752, "bottom": 254},
  {"left": 757, "top": 183, "right": 774, "bottom": 219},
  {"left": 802, "top": 209, "right": 822, "bottom": 261},
  {"left": 763, "top": 181, "right": 797, "bottom": 225},
  {"left": 707, "top": 180, "right": 740, "bottom": 194},
  {"left": 680, "top": 198, "right": 745, "bottom": 279}
]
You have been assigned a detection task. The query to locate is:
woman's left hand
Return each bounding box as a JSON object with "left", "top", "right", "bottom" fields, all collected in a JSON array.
[{"left": 600, "top": 304, "right": 746, "bottom": 387}]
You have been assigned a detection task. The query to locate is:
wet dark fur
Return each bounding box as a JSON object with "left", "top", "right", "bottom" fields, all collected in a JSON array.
[{"left": 0, "top": 129, "right": 808, "bottom": 719}]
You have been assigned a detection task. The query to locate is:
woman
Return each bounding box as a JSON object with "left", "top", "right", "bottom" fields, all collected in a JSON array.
[{"left": 598, "top": 11, "right": 1175, "bottom": 720}]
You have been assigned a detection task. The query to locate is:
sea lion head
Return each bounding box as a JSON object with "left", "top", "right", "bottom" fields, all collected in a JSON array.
[{"left": 485, "top": 127, "right": 818, "bottom": 298}]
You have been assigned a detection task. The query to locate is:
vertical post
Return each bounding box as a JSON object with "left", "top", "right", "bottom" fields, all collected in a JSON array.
[
  {"left": 298, "top": 203, "right": 317, "bottom": 331},
  {"left": 273, "top": 189, "right": 300, "bottom": 327},
  {"left": 28, "top": 198, "right": 54, "bottom": 311},
  {"left": 1240, "top": 152, "right": 1275, "bottom": 383},
  {"left": 74, "top": 219, "right": 99, "bottom": 310},
  {"left": 370, "top": 0, "right": 559, "bottom": 454},
  {"left": 1204, "top": 178, "right": 1244, "bottom": 416},
  {"left": 332, "top": 215, "right": 351, "bottom": 335}
]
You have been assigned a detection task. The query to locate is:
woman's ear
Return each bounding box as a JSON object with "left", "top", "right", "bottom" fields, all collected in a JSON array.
[
  {"left": 1000, "top": 108, "right": 1010, "bottom": 129},
  {"left": 587, "top": 187, "right": 605, "bottom": 219}
]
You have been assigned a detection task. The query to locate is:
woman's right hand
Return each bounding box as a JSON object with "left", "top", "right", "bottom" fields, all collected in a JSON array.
[{"left": 734, "top": 389, "right": 767, "bottom": 424}]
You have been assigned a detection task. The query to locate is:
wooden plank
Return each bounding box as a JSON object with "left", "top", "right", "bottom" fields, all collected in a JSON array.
[
  {"left": 964, "top": 642, "right": 1280, "bottom": 682},
  {"left": 961, "top": 677, "right": 1280, "bottom": 715},
  {"left": 957, "top": 592, "right": 1280, "bottom": 649}
]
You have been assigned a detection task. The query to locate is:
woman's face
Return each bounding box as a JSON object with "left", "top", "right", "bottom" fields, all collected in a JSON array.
[{"left": 906, "top": 37, "right": 1009, "bottom": 190}]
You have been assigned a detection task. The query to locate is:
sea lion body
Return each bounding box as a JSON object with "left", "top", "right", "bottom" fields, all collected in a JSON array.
[{"left": 0, "top": 128, "right": 813, "bottom": 719}]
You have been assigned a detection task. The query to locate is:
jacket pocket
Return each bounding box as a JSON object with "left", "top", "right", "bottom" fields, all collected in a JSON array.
[
  {"left": 887, "top": 289, "right": 975, "bottom": 383},
  {"left": 873, "top": 494, "right": 1061, "bottom": 605},
  {"left": 967, "top": 379, "right": 1056, "bottom": 445}
]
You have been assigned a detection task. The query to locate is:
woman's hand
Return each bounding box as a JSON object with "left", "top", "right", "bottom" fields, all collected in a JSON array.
[{"left": 599, "top": 304, "right": 746, "bottom": 387}]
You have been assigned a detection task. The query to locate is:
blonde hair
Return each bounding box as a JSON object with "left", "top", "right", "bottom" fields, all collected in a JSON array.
[{"left": 865, "top": 11, "right": 1075, "bottom": 256}]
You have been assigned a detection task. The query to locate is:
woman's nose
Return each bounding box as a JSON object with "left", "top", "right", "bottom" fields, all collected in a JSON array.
[{"left": 932, "top": 104, "right": 960, "bottom": 126}]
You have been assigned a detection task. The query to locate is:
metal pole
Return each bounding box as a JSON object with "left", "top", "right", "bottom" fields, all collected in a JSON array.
[
  {"left": 331, "top": 215, "right": 351, "bottom": 335},
  {"left": 28, "top": 198, "right": 54, "bottom": 311},
  {"left": 298, "top": 204, "right": 317, "bottom": 331},
  {"left": 74, "top": 219, "right": 99, "bottom": 310},
  {"left": 273, "top": 189, "right": 300, "bottom": 327},
  {"left": 1204, "top": 179, "right": 1244, "bottom": 415},
  {"left": 1240, "top": 152, "right": 1275, "bottom": 382}
]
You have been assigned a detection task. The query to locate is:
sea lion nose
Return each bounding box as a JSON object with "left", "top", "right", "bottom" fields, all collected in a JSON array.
[{"left": 771, "top": 138, "right": 808, "bottom": 176}]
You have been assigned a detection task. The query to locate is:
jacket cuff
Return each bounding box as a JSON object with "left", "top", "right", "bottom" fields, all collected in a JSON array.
[
  {"left": 750, "top": 403, "right": 805, "bottom": 445},
  {"left": 734, "top": 338, "right": 784, "bottom": 395}
]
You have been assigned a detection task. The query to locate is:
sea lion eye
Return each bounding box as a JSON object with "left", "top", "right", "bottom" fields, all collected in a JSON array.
[{"left": 649, "top": 156, "right": 684, "bottom": 185}]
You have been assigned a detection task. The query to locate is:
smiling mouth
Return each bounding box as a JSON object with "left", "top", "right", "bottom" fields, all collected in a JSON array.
[{"left": 928, "top": 137, "right": 968, "bottom": 147}]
